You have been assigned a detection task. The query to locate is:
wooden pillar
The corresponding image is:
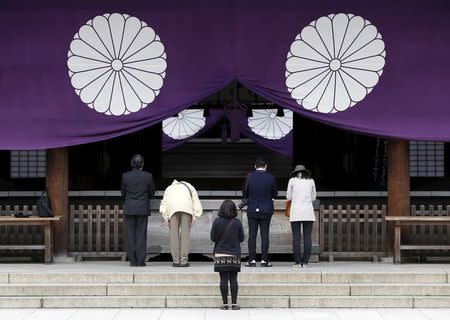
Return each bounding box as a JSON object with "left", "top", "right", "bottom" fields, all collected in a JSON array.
[
  {"left": 387, "top": 139, "right": 410, "bottom": 256},
  {"left": 46, "top": 147, "right": 69, "bottom": 256}
]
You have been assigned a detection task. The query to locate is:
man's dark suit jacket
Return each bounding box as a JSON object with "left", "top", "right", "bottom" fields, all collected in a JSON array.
[
  {"left": 121, "top": 169, "right": 156, "bottom": 216},
  {"left": 244, "top": 170, "right": 278, "bottom": 217}
]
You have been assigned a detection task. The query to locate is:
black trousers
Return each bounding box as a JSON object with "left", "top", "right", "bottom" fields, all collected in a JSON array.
[
  {"left": 219, "top": 271, "right": 238, "bottom": 304},
  {"left": 291, "top": 221, "right": 313, "bottom": 264},
  {"left": 248, "top": 214, "right": 272, "bottom": 261},
  {"left": 125, "top": 215, "right": 148, "bottom": 266}
]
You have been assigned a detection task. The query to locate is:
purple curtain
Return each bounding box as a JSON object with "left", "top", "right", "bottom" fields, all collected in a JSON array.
[
  {"left": 163, "top": 106, "right": 293, "bottom": 158},
  {"left": 1, "top": 0, "right": 450, "bottom": 149}
]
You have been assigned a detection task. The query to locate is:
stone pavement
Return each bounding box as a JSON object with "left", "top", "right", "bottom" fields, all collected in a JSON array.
[{"left": 1, "top": 308, "right": 450, "bottom": 320}]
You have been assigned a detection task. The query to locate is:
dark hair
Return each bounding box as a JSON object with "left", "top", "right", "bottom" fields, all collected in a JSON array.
[
  {"left": 218, "top": 199, "right": 238, "bottom": 219},
  {"left": 300, "top": 170, "right": 312, "bottom": 179},
  {"left": 131, "top": 154, "right": 144, "bottom": 169},
  {"left": 254, "top": 157, "right": 267, "bottom": 169},
  {"left": 292, "top": 170, "right": 312, "bottom": 179}
]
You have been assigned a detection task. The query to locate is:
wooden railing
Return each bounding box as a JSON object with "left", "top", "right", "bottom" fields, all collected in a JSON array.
[
  {"left": 0, "top": 205, "right": 44, "bottom": 260},
  {"left": 69, "top": 205, "right": 127, "bottom": 261},
  {"left": 2, "top": 203, "right": 450, "bottom": 261},
  {"left": 319, "top": 205, "right": 387, "bottom": 261},
  {"left": 408, "top": 205, "right": 450, "bottom": 254}
]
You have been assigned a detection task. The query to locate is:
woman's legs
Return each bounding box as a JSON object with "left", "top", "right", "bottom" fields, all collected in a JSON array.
[
  {"left": 219, "top": 272, "right": 229, "bottom": 304},
  {"left": 290, "top": 221, "right": 301, "bottom": 264},
  {"left": 228, "top": 271, "right": 239, "bottom": 304},
  {"left": 301, "top": 221, "right": 314, "bottom": 265}
]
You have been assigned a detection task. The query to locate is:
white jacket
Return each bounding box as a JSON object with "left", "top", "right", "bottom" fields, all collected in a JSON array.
[
  {"left": 286, "top": 177, "right": 316, "bottom": 222},
  {"left": 159, "top": 180, "right": 203, "bottom": 221}
]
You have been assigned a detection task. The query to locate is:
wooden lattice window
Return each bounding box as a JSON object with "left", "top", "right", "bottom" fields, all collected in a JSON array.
[
  {"left": 10, "top": 150, "right": 46, "bottom": 178},
  {"left": 409, "top": 141, "right": 445, "bottom": 177}
]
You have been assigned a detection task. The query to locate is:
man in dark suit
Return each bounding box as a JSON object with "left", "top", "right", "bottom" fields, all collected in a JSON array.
[
  {"left": 121, "top": 154, "right": 155, "bottom": 267},
  {"left": 243, "top": 157, "right": 278, "bottom": 267}
]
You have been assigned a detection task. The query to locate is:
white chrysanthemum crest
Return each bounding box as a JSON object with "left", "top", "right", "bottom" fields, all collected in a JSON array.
[
  {"left": 163, "top": 109, "right": 206, "bottom": 140},
  {"left": 248, "top": 109, "right": 293, "bottom": 140},
  {"left": 67, "top": 13, "right": 167, "bottom": 116},
  {"left": 286, "top": 13, "right": 386, "bottom": 113}
]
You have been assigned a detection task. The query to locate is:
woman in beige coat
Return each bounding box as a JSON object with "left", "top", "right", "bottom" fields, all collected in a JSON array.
[{"left": 286, "top": 165, "right": 316, "bottom": 268}]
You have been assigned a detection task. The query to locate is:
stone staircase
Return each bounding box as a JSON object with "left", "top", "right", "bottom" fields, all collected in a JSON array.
[{"left": 1, "top": 270, "right": 450, "bottom": 308}]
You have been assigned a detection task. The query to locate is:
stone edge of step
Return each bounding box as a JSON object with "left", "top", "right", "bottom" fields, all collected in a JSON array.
[{"left": 2, "top": 295, "right": 450, "bottom": 308}]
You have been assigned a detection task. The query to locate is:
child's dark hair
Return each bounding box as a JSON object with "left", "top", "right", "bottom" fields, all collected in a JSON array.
[{"left": 218, "top": 199, "right": 238, "bottom": 219}]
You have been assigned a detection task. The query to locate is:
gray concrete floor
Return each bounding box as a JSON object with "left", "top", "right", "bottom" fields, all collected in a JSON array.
[{"left": 2, "top": 308, "right": 450, "bottom": 320}]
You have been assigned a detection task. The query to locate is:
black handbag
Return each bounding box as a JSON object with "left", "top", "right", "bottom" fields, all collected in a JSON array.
[
  {"left": 214, "top": 219, "right": 241, "bottom": 272},
  {"left": 37, "top": 189, "right": 53, "bottom": 217}
]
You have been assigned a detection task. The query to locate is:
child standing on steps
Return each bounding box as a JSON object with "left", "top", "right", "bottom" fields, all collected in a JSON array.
[{"left": 210, "top": 200, "right": 245, "bottom": 310}]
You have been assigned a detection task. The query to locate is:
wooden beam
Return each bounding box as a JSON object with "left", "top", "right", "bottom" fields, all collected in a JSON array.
[
  {"left": 46, "top": 147, "right": 69, "bottom": 256},
  {"left": 387, "top": 139, "right": 410, "bottom": 257}
]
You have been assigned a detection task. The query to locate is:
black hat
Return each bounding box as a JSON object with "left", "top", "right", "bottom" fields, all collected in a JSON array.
[{"left": 290, "top": 164, "right": 311, "bottom": 176}]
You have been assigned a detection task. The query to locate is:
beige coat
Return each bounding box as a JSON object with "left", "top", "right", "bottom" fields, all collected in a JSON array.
[
  {"left": 159, "top": 180, "right": 203, "bottom": 222},
  {"left": 286, "top": 177, "right": 316, "bottom": 222}
]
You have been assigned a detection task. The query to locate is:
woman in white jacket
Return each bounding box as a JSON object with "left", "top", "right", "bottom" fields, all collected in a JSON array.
[{"left": 286, "top": 165, "right": 316, "bottom": 268}]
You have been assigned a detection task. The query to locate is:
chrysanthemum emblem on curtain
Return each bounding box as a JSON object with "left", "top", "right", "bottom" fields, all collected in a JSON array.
[
  {"left": 162, "top": 109, "right": 206, "bottom": 140},
  {"left": 67, "top": 13, "right": 167, "bottom": 116},
  {"left": 248, "top": 109, "right": 293, "bottom": 140},
  {"left": 286, "top": 13, "right": 386, "bottom": 113}
]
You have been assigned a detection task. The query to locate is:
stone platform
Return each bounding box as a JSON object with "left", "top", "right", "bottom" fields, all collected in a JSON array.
[{"left": 0, "top": 261, "right": 450, "bottom": 308}]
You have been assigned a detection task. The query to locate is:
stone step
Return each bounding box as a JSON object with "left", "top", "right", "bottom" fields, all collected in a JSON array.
[
  {"left": 0, "top": 284, "right": 106, "bottom": 296},
  {"left": 1, "top": 295, "right": 449, "bottom": 308},
  {"left": 166, "top": 295, "right": 289, "bottom": 308},
  {"left": 2, "top": 283, "right": 450, "bottom": 297},
  {"left": 0, "top": 283, "right": 349, "bottom": 297},
  {"left": 291, "top": 296, "right": 450, "bottom": 308},
  {"left": 43, "top": 296, "right": 166, "bottom": 308},
  {"left": 107, "top": 283, "right": 350, "bottom": 296},
  {"left": 4, "top": 271, "right": 448, "bottom": 284},
  {"left": 321, "top": 272, "right": 448, "bottom": 284},
  {"left": 7, "top": 273, "right": 134, "bottom": 284},
  {"left": 135, "top": 272, "right": 323, "bottom": 284},
  {"left": 351, "top": 284, "right": 450, "bottom": 296},
  {"left": 290, "top": 296, "right": 414, "bottom": 308},
  {"left": 0, "top": 297, "right": 42, "bottom": 308}
]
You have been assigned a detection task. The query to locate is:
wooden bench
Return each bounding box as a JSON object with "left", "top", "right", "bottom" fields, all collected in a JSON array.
[
  {"left": 385, "top": 216, "right": 450, "bottom": 264},
  {"left": 0, "top": 216, "right": 61, "bottom": 263}
]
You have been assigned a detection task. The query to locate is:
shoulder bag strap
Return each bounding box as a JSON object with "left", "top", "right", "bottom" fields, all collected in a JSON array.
[{"left": 179, "top": 181, "right": 193, "bottom": 199}]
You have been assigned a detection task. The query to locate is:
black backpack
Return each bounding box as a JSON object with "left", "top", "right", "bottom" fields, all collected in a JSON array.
[{"left": 37, "top": 189, "right": 53, "bottom": 217}]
